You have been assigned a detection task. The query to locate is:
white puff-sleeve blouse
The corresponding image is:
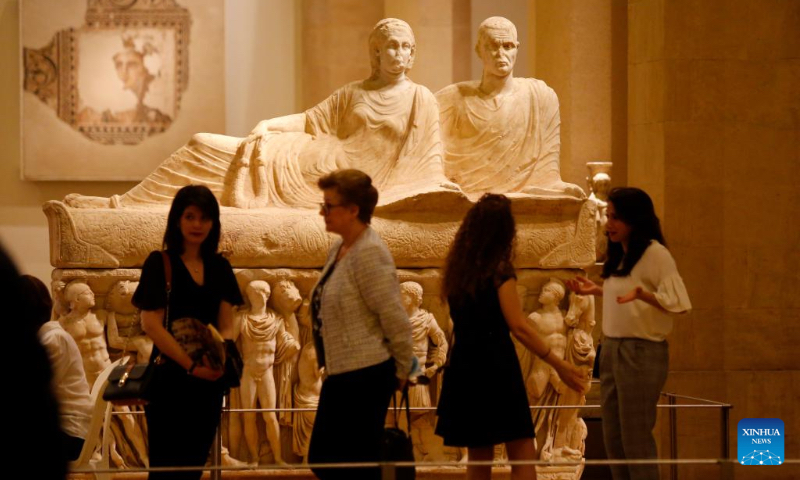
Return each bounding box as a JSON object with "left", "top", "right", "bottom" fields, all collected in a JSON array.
[{"left": 602, "top": 241, "right": 692, "bottom": 341}]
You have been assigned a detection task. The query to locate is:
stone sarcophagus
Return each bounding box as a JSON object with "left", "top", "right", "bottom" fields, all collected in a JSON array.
[{"left": 45, "top": 15, "right": 597, "bottom": 479}]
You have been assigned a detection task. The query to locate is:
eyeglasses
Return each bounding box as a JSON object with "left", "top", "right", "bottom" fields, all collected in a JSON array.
[{"left": 319, "top": 202, "right": 346, "bottom": 215}]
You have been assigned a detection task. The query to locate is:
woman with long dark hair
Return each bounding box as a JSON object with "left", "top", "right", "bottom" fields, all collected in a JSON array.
[
  {"left": 566, "top": 187, "right": 691, "bottom": 480},
  {"left": 133, "top": 185, "right": 243, "bottom": 480},
  {"left": 436, "top": 194, "right": 587, "bottom": 480}
]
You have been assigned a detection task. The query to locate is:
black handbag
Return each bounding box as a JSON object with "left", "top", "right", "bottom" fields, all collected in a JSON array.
[
  {"left": 102, "top": 358, "right": 155, "bottom": 406},
  {"left": 380, "top": 384, "right": 415, "bottom": 480},
  {"left": 103, "top": 251, "right": 172, "bottom": 406},
  {"left": 221, "top": 339, "right": 243, "bottom": 389},
  {"left": 593, "top": 342, "right": 602, "bottom": 379}
]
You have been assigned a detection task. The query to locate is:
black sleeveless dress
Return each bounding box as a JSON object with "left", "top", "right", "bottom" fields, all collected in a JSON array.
[{"left": 435, "top": 267, "right": 534, "bottom": 447}]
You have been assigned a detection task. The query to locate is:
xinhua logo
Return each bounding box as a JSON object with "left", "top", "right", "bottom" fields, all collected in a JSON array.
[{"left": 738, "top": 418, "right": 784, "bottom": 465}]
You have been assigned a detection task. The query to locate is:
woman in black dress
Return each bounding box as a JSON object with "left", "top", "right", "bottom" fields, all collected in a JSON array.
[
  {"left": 436, "top": 194, "right": 587, "bottom": 480},
  {"left": 134, "top": 185, "right": 243, "bottom": 480}
]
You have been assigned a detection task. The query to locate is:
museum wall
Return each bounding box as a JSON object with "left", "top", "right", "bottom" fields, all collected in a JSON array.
[
  {"left": 2, "top": 0, "right": 798, "bottom": 476},
  {"left": 2, "top": 0, "right": 625, "bottom": 283},
  {"left": 0, "top": 0, "right": 299, "bottom": 281},
  {"left": 627, "top": 0, "right": 800, "bottom": 478}
]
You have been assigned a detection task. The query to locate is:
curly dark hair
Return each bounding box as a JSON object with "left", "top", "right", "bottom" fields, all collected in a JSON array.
[
  {"left": 163, "top": 184, "right": 222, "bottom": 259},
  {"left": 441, "top": 194, "right": 516, "bottom": 305},
  {"left": 602, "top": 187, "right": 666, "bottom": 278}
]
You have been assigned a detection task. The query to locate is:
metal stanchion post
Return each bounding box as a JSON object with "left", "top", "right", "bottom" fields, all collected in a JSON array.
[
  {"left": 668, "top": 395, "right": 677, "bottom": 480},
  {"left": 210, "top": 397, "right": 224, "bottom": 480},
  {"left": 381, "top": 464, "right": 397, "bottom": 480},
  {"left": 721, "top": 406, "right": 730, "bottom": 460}
]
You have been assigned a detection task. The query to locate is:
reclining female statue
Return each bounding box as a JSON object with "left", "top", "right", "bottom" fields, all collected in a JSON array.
[{"left": 66, "top": 18, "right": 459, "bottom": 210}]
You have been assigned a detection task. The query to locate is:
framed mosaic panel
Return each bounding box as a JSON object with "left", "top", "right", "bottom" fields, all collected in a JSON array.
[{"left": 21, "top": 0, "right": 225, "bottom": 180}]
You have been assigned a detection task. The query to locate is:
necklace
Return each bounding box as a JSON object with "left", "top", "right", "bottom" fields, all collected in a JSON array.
[{"left": 182, "top": 256, "right": 202, "bottom": 274}]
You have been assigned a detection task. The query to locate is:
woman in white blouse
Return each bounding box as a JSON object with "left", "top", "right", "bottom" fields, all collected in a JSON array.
[{"left": 567, "top": 187, "right": 691, "bottom": 480}]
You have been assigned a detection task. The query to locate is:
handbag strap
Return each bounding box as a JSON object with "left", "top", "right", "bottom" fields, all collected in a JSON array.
[
  {"left": 159, "top": 251, "right": 172, "bottom": 330},
  {"left": 390, "top": 383, "right": 412, "bottom": 433},
  {"left": 149, "top": 252, "right": 172, "bottom": 365}
]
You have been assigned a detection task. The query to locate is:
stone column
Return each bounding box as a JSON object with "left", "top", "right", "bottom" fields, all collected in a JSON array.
[
  {"left": 384, "top": 0, "right": 471, "bottom": 93},
  {"left": 299, "top": 0, "right": 383, "bottom": 109},
  {"left": 529, "top": 0, "right": 626, "bottom": 188},
  {"left": 300, "top": 0, "right": 472, "bottom": 109},
  {"left": 628, "top": 0, "right": 800, "bottom": 474}
]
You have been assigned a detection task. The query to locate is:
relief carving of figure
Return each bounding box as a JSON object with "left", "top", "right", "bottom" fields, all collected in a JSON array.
[
  {"left": 292, "top": 342, "right": 323, "bottom": 463},
  {"left": 553, "top": 292, "right": 595, "bottom": 460},
  {"left": 104, "top": 280, "right": 153, "bottom": 363},
  {"left": 56, "top": 280, "right": 148, "bottom": 467},
  {"left": 436, "top": 17, "right": 584, "bottom": 199},
  {"left": 56, "top": 280, "right": 110, "bottom": 386},
  {"left": 397, "top": 282, "right": 449, "bottom": 460},
  {"left": 270, "top": 279, "right": 303, "bottom": 426},
  {"left": 65, "top": 18, "right": 461, "bottom": 211},
  {"left": 526, "top": 278, "right": 568, "bottom": 458},
  {"left": 296, "top": 298, "right": 314, "bottom": 347},
  {"left": 587, "top": 162, "right": 612, "bottom": 262},
  {"left": 233, "top": 280, "right": 300, "bottom": 465}
]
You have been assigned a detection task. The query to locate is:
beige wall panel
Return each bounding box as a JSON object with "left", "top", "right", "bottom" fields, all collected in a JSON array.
[
  {"left": 667, "top": 244, "right": 723, "bottom": 311},
  {"left": 568, "top": 1, "right": 613, "bottom": 176},
  {"left": 300, "top": 0, "right": 382, "bottom": 109},
  {"left": 225, "top": 0, "right": 298, "bottom": 136},
  {"left": 628, "top": 60, "right": 665, "bottom": 125},
  {"left": 665, "top": 0, "right": 800, "bottom": 61},
  {"left": 667, "top": 308, "right": 724, "bottom": 372},
  {"left": 723, "top": 124, "right": 798, "bottom": 189},
  {"left": 627, "top": 0, "right": 663, "bottom": 64},
  {"left": 724, "top": 308, "right": 799, "bottom": 372},
  {"left": 722, "top": 185, "right": 799, "bottom": 248},
  {"left": 627, "top": 122, "right": 664, "bottom": 214},
  {"left": 663, "top": 121, "right": 724, "bottom": 190}
]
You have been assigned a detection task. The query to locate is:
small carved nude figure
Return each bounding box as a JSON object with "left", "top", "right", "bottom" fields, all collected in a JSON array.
[
  {"left": 57, "top": 280, "right": 110, "bottom": 386},
  {"left": 527, "top": 279, "right": 568, "bottom": 458},
  {"left": 527, "top": 279, "right": 568, "bottom": 401},
  {"left": 234, "top": 280, "right": 300, "bottom": 465},
  {"left": 57, "top": 279, "right": 148, "bottom": 466}
]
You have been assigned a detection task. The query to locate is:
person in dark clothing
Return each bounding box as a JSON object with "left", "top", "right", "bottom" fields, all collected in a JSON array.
[
  {"left": 436, "top": 194, "right": 587, "bottom": 480},
  {"left": 133, "top": 185, "right": 243, "bottom": 480},
  {"left": 5, "top": 244, "right": 66, "bottom": 479}
]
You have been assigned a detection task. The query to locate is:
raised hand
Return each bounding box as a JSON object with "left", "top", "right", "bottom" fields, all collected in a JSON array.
[{"left": 565, "top": 276, "right": 602, "bottom": 296}]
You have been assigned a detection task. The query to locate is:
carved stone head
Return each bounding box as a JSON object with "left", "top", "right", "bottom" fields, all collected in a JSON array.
[
  {"left": 369, "top": 18, "right": 416, "bottom": 78},
  {"left": 65, "top": 280, "right": 95, "bottom": 312},
  {"left": 272, "top": 279, "right": 302, "bottom": 314},
  {"left": 475, "top": 16, "right": 519, "bottom": 76},
  {"left": 400, "top": 281, "right": 423, "bottom": 315},
  {"left": 106, "top": 280, "right": 139, "bottom": 315},
  {"left": 539, "top": 278, "right": 565, "bottom": 306},
  {"left": 245, "top": 280, "right": 271, "bottom": 308}
]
